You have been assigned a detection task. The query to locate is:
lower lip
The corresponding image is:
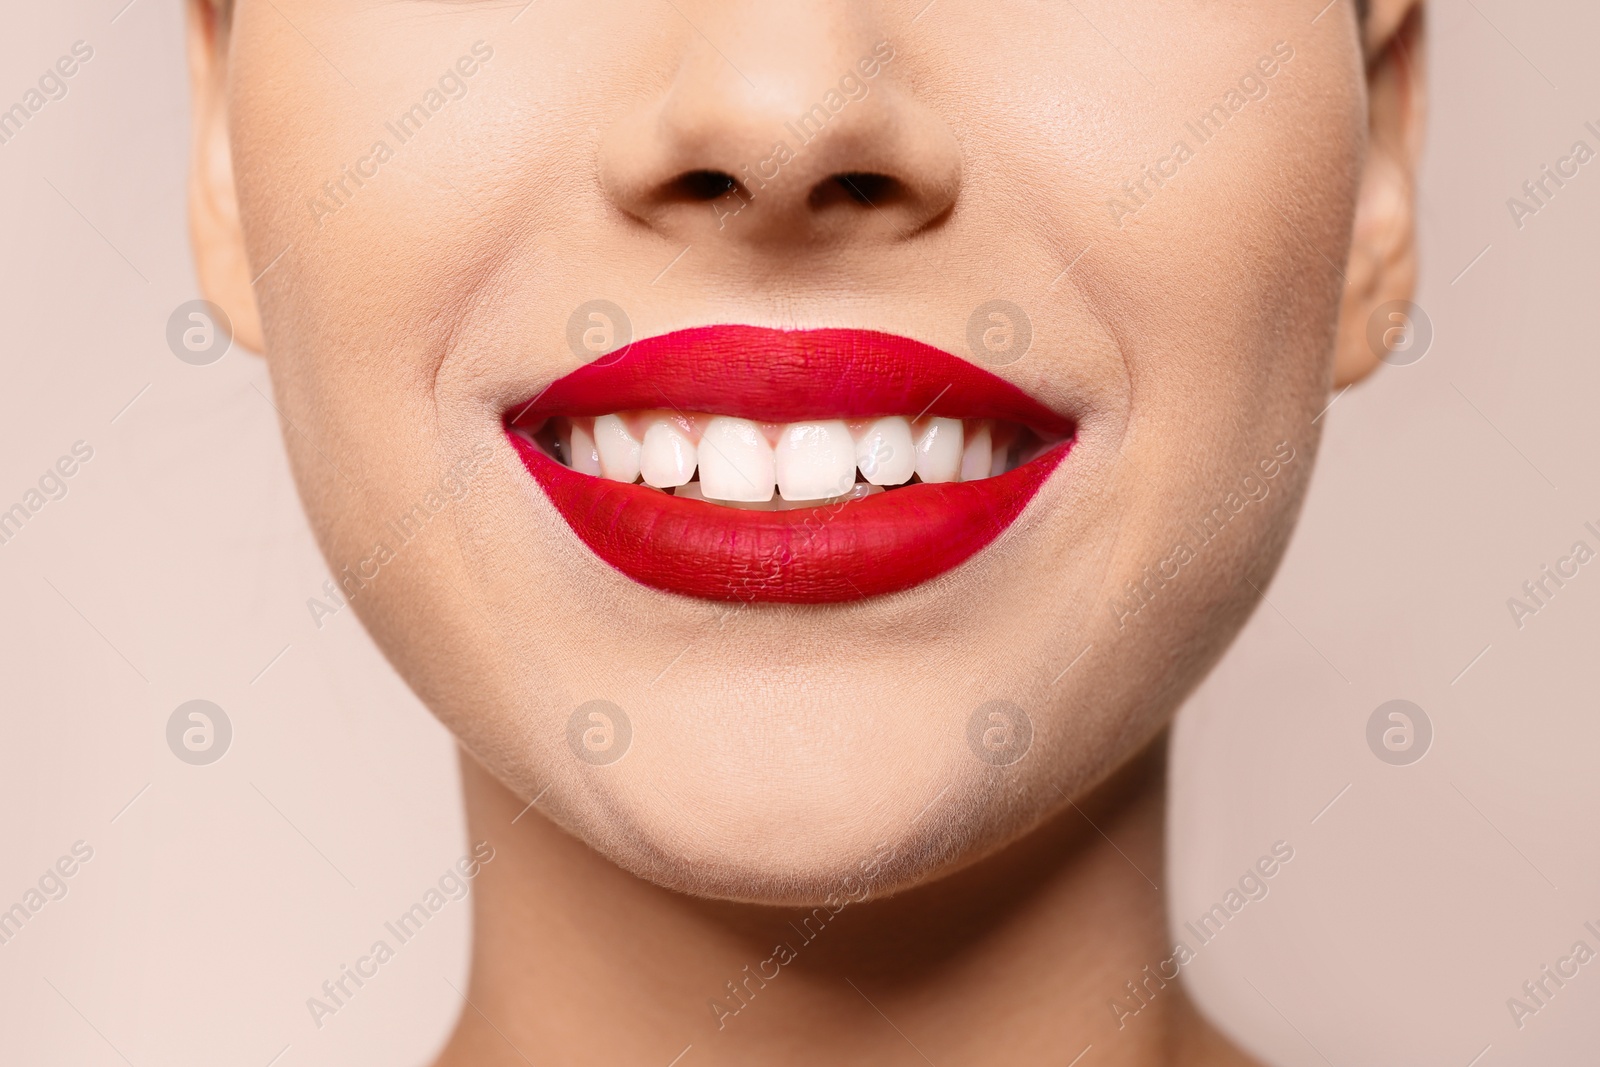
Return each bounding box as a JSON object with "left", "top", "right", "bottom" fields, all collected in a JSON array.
[{"left": 508, "top": 434, "right": 1070, "bottom": 603}]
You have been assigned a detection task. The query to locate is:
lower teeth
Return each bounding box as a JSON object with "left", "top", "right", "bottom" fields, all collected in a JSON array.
[{"left": 670, "top": 481, "right": 885, "bottom": 510}]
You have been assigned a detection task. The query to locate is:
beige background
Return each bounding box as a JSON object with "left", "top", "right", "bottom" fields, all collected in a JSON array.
[{"left": 1, "top": 1, "right": 1595, "bottom": 1064}]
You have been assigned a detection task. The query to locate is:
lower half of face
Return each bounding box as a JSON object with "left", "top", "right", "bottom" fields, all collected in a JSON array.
[{"left": 228, "top": 0, "right": 1363, "bottom": 902}]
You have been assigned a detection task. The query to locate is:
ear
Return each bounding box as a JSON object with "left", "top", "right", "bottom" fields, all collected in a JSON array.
[
  {"left": 185, "top": 0, "right": 265, "bottom": 354},
  {"left": 1332, "top": 0, "right": 1426, "bottom": 387}
]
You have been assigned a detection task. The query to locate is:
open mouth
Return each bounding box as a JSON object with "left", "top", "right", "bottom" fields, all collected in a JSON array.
[
  {"left": 523, "top": 412, "right": 1057, "bottom": 506},
  {"left": 506, "top": 325, "right": 1074, "bottom": 603}
]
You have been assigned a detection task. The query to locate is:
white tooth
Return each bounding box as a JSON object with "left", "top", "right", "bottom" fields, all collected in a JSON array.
[
  {"left": 960, "top": 423, "right": 992, "bottom": 481},
  {"left": 990, "top": 441, "right": 1009, "bottom": 477},
  {"left": 778, "top": 483, "right": 882, "bottom": 510},
  {"left": 640, "top": 419, "right": 697, "bottom": 488},
  {"left": 568, "top": 421, "right": 601, "bottom": 476},
  {"left": 914, "top": 417, "right": 963, "bottom": 483},
  {"left": 673, "top": 482, "right": 781, "bottom": 510},
  {"left": 854, "top": 417, "right": 915, "bottom": 487},
  {"left": 697, "top": 417, "right": 775, "bottom": 502},
  {"left": 776, "top": 420, "right": 856, "bottom": 501},
  {"left": 678, "top": 479, "right": 878, "bottom": 511},
  {"left": 593, "top": 413, "right": 641, "bottom": 483}
]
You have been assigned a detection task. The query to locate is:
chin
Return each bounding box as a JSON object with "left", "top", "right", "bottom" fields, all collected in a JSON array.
[
  {"left": 427, "top": 604, "right": 1175, "bottom": 906},
  {"left": 520, "top": 750, "right": 1025, "bottom": 906}
]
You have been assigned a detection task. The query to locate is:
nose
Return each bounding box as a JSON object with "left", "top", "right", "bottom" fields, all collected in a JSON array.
[{"left": 598, "top": 9, "right": 961, "bottom": 248}]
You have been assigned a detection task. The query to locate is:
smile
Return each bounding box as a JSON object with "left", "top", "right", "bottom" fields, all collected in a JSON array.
[{"left": 506, "top": 325, "right": 1075, "bottom": 602}]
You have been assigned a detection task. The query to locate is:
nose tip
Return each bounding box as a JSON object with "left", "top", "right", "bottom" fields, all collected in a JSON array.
[{"left": 599, "top": 36, "right": 961, "bottom": 247}]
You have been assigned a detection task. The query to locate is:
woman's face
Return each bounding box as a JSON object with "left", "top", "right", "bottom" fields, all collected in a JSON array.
[{"left": 190, "top": 0, "right": 1406, "bottom": 902}]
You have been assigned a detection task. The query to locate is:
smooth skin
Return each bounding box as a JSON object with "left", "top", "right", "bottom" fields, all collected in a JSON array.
[{"left": 186, "top": 0, "right": 1424, "bottom": 1062}]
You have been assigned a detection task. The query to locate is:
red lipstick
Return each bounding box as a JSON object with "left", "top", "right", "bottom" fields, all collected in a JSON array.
[{"left": 507, "top": 326, "right": 1072, "bottom": 603}]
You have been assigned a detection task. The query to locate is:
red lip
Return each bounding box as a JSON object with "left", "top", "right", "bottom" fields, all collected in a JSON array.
[{"left": 506, "top": 326, "right": 1073, "bottom": 603}]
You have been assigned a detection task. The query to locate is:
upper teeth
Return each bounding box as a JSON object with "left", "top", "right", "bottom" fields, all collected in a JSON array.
[
  {"left": 775, "top": 420, "right": 855, "bottom": 501},
  {"left": 913, "top": 417, "right": 963, "bottom": 485},
  {"left": 594, "top": 414, "right": 642, "bottom": 483},
  {"left": 537, "top": 412, "right": 1028, "bottom": 505},
  {"left": 856, "top": 417, "right": 915, "bottom": 486},
  {"left": 703, "top": 416, "right": 779, "bottom": 501},
  {"left": 639, "top": 419, "right": 696, "bottom": 489}
]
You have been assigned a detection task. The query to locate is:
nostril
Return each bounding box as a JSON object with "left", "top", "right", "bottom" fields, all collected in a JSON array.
[
  {"left": 806, "top": 171, "right": 908, "bottom": 211},
  {"left": 670, "top": 169, "right": 742, "bottom": 202},
  {"left": 819, "top": 172, "right": 902, "bottom": 208}
]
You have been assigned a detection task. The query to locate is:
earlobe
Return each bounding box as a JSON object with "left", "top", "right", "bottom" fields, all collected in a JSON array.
[
  {"left": 1332, "top": 1, "right": 1426, "bottom": 388},
  {"left": 185, "top": 0, "right": 265, "bottom": 354}
]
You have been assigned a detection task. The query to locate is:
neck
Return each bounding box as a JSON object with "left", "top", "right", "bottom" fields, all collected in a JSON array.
[{"left": 435, "top": 736, "right": 1257, "bottom": 1066}]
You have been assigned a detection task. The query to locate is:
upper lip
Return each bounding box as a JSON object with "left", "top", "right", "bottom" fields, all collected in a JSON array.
[{"left": 505, "top": 324, "right": 1075, "bottom": 432}]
